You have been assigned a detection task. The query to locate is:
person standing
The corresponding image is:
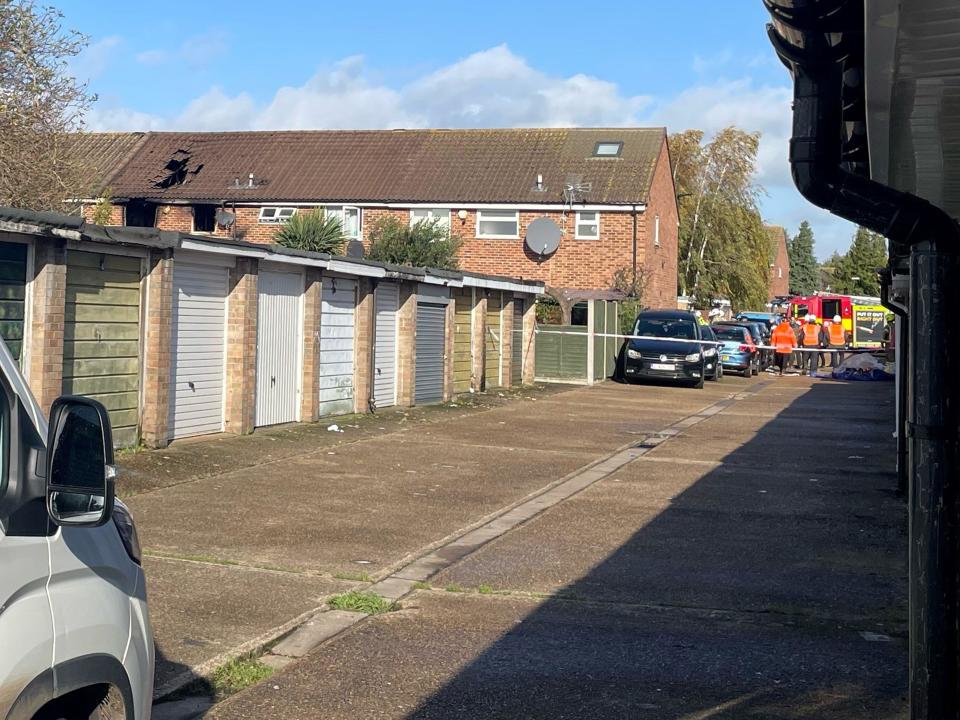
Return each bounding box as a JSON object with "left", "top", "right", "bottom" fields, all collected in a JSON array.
[
  {"left": 771, "top": 318, "right": 797, "bottom": 376},
  {"left": 799, "top": 314, "right": 822, "bottom": 376},
  {"left": 790, "top": 316, "right": 803, "bottom": 369},
  {"left": 826, "top": 314, "right": 849, "bottom": 367}
]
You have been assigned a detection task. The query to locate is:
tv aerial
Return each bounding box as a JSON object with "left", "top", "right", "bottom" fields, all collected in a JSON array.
[{"left": 525, "top": 217, "right": 562, "bottom": 257}]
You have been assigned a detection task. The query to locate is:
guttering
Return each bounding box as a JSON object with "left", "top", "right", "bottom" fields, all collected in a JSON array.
[
  {"left": 179, "top": 238, "right": 329, "bottom": 269},
  {"left": 97, "top": 199, "right": 648, "bottom": 213},
  {"left": 326, "top": 259, "right": 387, "bottom": 278},
  {"left": 461, "top": 275, "right": 545, "bottom": 295}
]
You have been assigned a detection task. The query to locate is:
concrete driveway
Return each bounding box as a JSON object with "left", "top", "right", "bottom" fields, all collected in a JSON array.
[{"left": 203, "top": 375, "right": 906, "bottom": 719}]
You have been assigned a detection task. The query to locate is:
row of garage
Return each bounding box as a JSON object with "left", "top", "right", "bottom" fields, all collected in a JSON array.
[{"left": 0, "top": 212, "right": 543, "bottom": 448}]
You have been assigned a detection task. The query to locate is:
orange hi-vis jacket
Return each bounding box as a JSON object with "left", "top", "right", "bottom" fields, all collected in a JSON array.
[
  {"left": 802, "top": 322, "right": 821, "bottom": 346},
  {"left": 828, "top": 323, "right": 846, "bottom": 346},
  {"left": 771, "top": 323, "right": 796, "bottom": 354}
]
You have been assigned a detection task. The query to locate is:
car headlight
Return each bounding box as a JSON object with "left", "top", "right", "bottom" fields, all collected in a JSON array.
[
  {"left": 113, "top": 499, "right": 142, "bottom": 565},
  {"left": 703, "top": 347, "right": 717, "bottom": 357},
  {"left": 626, "top": 348, "right": 642, "bottom": 359},
  {"left": 685, "top": 352, "right": 702, "bottom": 362}
]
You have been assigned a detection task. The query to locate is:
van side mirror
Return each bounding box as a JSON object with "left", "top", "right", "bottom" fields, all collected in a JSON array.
[{"left": 46, "top": 396, "right": 115, "bottom": 528}]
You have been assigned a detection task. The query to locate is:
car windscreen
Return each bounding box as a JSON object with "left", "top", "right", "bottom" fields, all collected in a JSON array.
[
  {"left": 635, "top": 318, "right": 697, "bottom": 340},
  {"left": 714, "top": 327, "right": 746, "bottom": 341}
]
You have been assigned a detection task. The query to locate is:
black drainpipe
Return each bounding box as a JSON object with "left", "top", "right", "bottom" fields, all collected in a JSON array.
[
  {"left": 880, "top": 273, "right": 908, "bottom": 497},
  {"left": 768, "top": 3, "right": 960, "bottom": 717}
]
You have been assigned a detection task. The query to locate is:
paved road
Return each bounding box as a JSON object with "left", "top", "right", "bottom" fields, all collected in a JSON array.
[{"left": 199, "top": 375, "right": 906, "bottom": 719}]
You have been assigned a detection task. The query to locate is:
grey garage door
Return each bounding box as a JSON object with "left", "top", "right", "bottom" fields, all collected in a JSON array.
[
  {"left": 0, "top": 242, "right": 26, "bottom": 364},
  {"left": 415, "top": 303, "right": 446, "bottom": 405},
  {"left": 319, "top": 277, "right": 356, "bottom": 416},
  {"left": 512, "top": 298, "right": 524, "bottom": 385},
  {"left": 373, "top": 282, "right": 398, "bottom": 408}
]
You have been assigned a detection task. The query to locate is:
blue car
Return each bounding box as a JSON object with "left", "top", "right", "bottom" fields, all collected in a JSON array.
[{"left": 712, "top": 324, "right": 758, "bottom": 378}]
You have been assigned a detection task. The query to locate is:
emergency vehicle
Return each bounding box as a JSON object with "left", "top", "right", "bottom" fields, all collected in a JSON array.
[{"left": 786, "top": 293, "right": 887, "bottom": 349}]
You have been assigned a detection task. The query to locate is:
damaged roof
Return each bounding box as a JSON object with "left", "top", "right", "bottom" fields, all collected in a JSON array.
[{"left": 85, "top": 128, "right": 667, "bottom": 205}]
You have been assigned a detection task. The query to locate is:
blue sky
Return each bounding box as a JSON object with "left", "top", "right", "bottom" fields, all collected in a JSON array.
[{"left": 60, "top": 0, "right": 855, "bottom": 259}]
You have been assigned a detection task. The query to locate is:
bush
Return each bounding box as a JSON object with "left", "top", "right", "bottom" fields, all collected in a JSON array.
[
  {"left": 365, "top": 216, "right": 461, "bottom": 269},
  {"left": 274, "top": 209, "right": 346, "bottom": 254}
]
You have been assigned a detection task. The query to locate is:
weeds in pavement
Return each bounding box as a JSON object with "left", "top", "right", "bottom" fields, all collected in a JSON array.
[
  {"left": 334, "top": 570, "right": 372, "bottom": 582},
  {"left": 477, "top": 584, "right": 493, "bottom": 594},
  {"left": 412, "top": 581, "right": 432, "bottom": 590},
  {"left": 444, "top": 583, "right": 465, "bottom": 593},
  {"left": 328, "top": 591, "right": 396, "bottom": 615},
  {"left": 211, "top": 656, "right": 273, "bottom": 699}
]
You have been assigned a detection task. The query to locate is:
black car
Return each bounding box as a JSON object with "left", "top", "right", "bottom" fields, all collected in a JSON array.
[
  {"left": 698, "top": 324, "right": 723, "bottom": 381},
  {"left": 623, "top": 310, "right": 710, "bottom": 389}
]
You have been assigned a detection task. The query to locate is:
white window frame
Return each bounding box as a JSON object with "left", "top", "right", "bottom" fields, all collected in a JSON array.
[
  {"left": 409, "top": 208, "right": 451, "bottom": 229},
  {"left": 654, "top": 214, "right": 661, "bottom": 248},
  {"left": 476, "top": 210, "right": 520, "bottom": 240},
  {"left": 258, "top": 207, "right": 297, "bottom": 224},
  {"left": 326, "top": 205, "right": 361, "bottom": 240},
  {"left": 574, "top": 211, "right": 600, "bottom": 240}
]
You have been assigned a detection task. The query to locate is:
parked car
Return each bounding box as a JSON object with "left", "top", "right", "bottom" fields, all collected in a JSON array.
[
  {"left": 0, "top": 341, "right": 153, "bottom": 719},
  {"left": 713, "top": 324, "right": 759, "bottom": 377},
  {"left": 698, "top": 324, "right": 723, "bottom": 381},
  {"left": 623, "top": 310, "right": 709, "bottom": 389},
  {"left": 735, "top": 311, "right": 781, "bottom": 329},
  {"left": 715, "top": 320, "right": 770, "bottom": 369}
]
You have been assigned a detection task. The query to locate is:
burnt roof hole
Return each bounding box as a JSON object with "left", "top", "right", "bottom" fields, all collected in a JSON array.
[{"left": 152, "top": 148, "right": 204, "bottom": 189}]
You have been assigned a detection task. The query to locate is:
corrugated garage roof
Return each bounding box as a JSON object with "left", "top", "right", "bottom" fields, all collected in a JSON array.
[{"left": 89, "top": 128, "right": 665, "bottom": 205}]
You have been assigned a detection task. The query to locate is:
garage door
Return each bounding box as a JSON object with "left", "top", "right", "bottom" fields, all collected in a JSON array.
[
  {"left": 512, "top": 298, "right": 524, "bottom": 385},
  {"left": 485, "top": 291, "right": 502, "bottom": 389},
  {"left": 169, "top": 261, "right": 227, "bottom": 439},
  {"left": 0, "top": 242, "right": 27, "bottom": 364},
  {"left": 373, "top": 282, "right": 398, "bottom": 408},
  {"left": 319, "top": 277, "right": 356, "bottom": 416},
  {"left": 453, "top": 288, "right": 472, "bottom": 394},
  {"left": 255, "top": 270, "right": 302, "bottom": 427},
  {"left": 63, "top": 251, "right": 142, "bottom": 448},
  {"left": 415, "top": 302, "right": 446, "bottom": 405}
]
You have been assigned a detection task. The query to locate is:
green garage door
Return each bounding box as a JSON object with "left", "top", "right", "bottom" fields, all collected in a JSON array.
[
  {"left": 64, "top": 251, "right": 142, "bottom": 447},
  {"left": 0, "top": 243, "right": 27, "bottom": 363}
]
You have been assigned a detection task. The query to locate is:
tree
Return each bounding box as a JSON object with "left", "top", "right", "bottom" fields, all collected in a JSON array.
[
  {"left": 0, "top": 1, "right": 95, "bottom": 210},
  {"left": 788, "top": 221, "right": 819, "bottom": 295},
  {"left": 366, "top": 216, "right": 462, "bottom": 269},
  {"left": 669, "top": 127, "right": 770, "bottom": 309},
  {"left": 274, "top": 209, "right": 347, "bottom": 254},
  {"left": 830, "top": 227, "right": 887, "bottom": 296}
]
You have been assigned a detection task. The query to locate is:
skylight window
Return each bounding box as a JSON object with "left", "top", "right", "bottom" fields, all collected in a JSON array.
[{"left": 593, "top": 141, "right": 623, "bottom": 157}]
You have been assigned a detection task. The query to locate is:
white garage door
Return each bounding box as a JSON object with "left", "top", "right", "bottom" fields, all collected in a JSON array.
[
  {"left": 256, "top": 270, "right": 302, "bottom": 427},
  {"left": 373, "top": 282, "right": 398, "bottom": 408},
  {"left": 169, "top": 261, "right": 228, "bottom": 439},
  {"left": 319, "top": 277, "right": 356, "bottom": 416}
]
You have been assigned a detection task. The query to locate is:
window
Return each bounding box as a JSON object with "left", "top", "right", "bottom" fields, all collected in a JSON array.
[
  {"left": 571, "top": 302, "right": 589, "bottom": 326},
  {"left": 192, "top": 204, "right": 217, "bottom": 233},
  {"left": 477, "top": 210, "right": 519, "bottom": 239},
  {"left": 654, "top": 214, "right": 661, "bottom": 248},
  {"left": 778, "top": 267, "right": 783, "bottom": 279},
  {"left": 326, "top": 206, "right": 361, "bottom": 239},
  {"left": 410, "top": 208, "right": 451, "bottom": 230},
  {"left": 259, "top": 207, "right": 297, "bottom": 224},
  {"left": 593, "top": 141, "right": 623, "bottom": 157},
  {"left": 575, "top": 211, "right": 599, "bottom": 240},
  {"left": 125, "top": 200, "right": 157, "bottom": 228}
]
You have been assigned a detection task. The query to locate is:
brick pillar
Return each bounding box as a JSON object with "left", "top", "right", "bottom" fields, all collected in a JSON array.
[
  {"left": 353, "top": 278, "right": 375, "bottom": 414},
  {"left": 443, "top": 298, "right": 455, "bottom": 401},
  {"left": 522, "top": 296, "right": 537, "bottom": 385},
  {"left": 396, "top": 282, "right": 417, "bottom": 407},
  {"left": 27, "top": 239, "right": 66, "bottom": 414},
  {"left": 471, "top": 292, "right": 487, "bottom": 392},
  {"left": 224, "top": 258, "right": 258, "bottom": 435},
  {"left": 501, "top": 296, "right": 515, "bottom": 387},
  {"left": 300, "top": 269, "right": 322, "bottom": 423},
  {"left": 141, "top": 250, "right": 173, "bottom": 448}
]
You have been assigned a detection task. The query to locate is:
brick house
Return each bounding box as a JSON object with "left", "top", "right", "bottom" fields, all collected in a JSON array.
[
  {"left": 766, "top": 225, "right": 790, "bottom": 299},
  {"left": 76, "top": 128, "right": 679, "bottom": 319}
]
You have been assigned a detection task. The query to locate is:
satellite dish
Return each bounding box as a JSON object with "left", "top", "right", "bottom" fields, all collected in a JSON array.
[
  {"left": 216, "top": 209, "right": 236, "bottom": 228},
  {"left": 525, "top": 217, "right": 562, "bottom": 256},
  {"left": 346, "top": 240, "right": 365, "bottom": 258}
]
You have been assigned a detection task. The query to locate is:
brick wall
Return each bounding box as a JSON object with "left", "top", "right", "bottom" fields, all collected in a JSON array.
[
  {"left": 141, "top": 250, "right": 173, "bottom": 447},
  {"left": 224, "top": 258, "right": 258, "bottom": 434},
  {"left": 768, "top": 228, "right": 790, "bottom": 298},
  {"left": 395, "top": 282, "right": 417, "bottom": 407},
  {"left": 81, "top": 203, "right": 124, "bottom": 226},
  {"left": 300, "top": 269, "right": 322, "bottom": 422},
  {"left": 155, "top": 205, "right": 194, "bottom": 233},
  {"left": 643, "top": 139, "right": 680, "bottom": 308},
  {"left": 26, "top": 239, "right": 66, "bottom": 413}
]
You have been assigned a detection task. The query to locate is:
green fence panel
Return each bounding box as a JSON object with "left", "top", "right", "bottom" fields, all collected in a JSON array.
[{"left": 536, "top": 324, "right": 587, "bottom": 380}]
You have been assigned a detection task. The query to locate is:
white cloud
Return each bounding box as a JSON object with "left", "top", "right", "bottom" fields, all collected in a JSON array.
[
  {"left": 133, "top": 29, "right": 228, "bottom": 71},
  {"left": 692, "top": 49, "right": 733, "bottom": 75},
  {"left": 135, "top": 49, "right": 168, "bottom": 66},
  {"left": 71, "top": 35, "right": 122, "bottom": 81}
]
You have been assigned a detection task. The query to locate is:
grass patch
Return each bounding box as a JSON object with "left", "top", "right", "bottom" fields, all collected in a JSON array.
[
  {"left": 327, "top": 591, "right": 396, "bottom": 615},
  {"left": 334, "top": 570, "right": 372, "bottom": 582},
  {"left": 477, "top": 584, "right": 493, "bottom": 595},
  {"left": 211, "top": 656, "right": 273, "bottom": 699},
  {"left": 412, "top": 581, "right": 432, "bottom": 590},
  {"left": 444, "top": 583, "right": 465, "bottom": 593}
]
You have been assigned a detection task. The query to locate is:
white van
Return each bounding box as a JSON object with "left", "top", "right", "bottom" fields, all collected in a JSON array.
[{"left": 0, "top": 343, "right": 153, "bottom": 719}]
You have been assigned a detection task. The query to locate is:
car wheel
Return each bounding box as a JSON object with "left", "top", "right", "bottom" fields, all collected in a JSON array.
[
  {"left": 744, "top": 363, "right": 753, "bottom": 379},
  {"left": 716, "top": 363, "right": 723, "bottom": 380}
]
